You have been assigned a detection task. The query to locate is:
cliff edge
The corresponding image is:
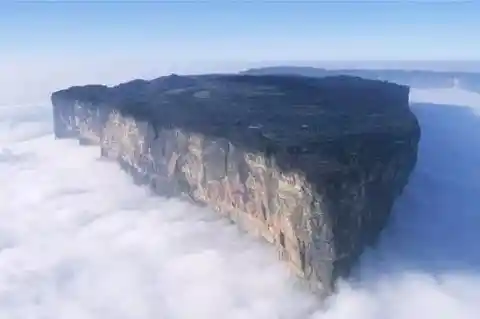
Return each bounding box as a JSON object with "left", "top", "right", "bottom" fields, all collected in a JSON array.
[{"left": 51, "top": 74, "right": 421, "bottom": 297}]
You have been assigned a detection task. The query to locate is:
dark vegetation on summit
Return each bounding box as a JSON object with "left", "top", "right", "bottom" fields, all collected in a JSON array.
[
  {"left": 52, "top": 72, "right": 421, "bottom": 296},
  {"left": 53, "top": 73, "right": 417, "bottom": 182}
]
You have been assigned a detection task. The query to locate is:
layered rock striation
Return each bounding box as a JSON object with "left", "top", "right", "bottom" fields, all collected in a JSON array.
[{"left": 51, "top": 74, "right": 421, "bottom": 296}]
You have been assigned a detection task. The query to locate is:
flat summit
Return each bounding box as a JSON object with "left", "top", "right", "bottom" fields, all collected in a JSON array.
[{"left": 52, "top": 74, "right": 421, "bottom": 296}]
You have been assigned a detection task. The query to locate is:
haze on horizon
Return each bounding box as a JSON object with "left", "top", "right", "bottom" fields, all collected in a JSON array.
[{"left": 2, "top": 1, "right": 480, "bottom": 105}]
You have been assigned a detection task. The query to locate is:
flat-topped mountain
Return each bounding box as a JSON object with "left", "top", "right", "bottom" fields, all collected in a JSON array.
[
  {"left": 51, "top": 73, "right": 420, "bottom": 297},
  {"left": 242, "top": 66, "right": 480, "bottom": 93}
]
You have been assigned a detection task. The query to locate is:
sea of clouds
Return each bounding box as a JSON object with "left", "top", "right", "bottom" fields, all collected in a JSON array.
[{"left": 0, "top": 86, "right": 479, "bottom": 319}]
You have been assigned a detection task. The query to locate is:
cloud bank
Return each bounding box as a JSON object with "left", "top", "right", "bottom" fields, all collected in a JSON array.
[{"left": 0, "top": 86, "right": 479, "bottom": 319}]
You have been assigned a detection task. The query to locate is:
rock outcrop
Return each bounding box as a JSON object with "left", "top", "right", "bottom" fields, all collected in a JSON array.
[{"left": 51, "top": 74, "right": 420, "bottom": 297}]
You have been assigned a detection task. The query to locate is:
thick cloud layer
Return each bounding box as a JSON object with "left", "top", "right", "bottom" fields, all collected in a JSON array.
[{"left": 0, "top": 87, "right": 479, "bottom": 319}]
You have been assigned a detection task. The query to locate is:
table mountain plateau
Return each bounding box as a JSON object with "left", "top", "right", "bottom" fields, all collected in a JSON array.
[{"left": 51, "top": 73, "right": 420, "bottom": 297}]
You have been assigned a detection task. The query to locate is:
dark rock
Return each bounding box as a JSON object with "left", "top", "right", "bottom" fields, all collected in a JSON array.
[{"left": 51, "top": 73, "right": 420, "bottom": 297}]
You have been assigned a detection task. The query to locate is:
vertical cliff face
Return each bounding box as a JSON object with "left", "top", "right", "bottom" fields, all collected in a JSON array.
[{"left": 51, "top": 74, "right": 420, "bottom": 297}]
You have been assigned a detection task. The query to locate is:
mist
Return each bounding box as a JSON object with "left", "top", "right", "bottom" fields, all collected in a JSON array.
[{"left": 0, "top": 86, "right": 479, "bottom": 318}]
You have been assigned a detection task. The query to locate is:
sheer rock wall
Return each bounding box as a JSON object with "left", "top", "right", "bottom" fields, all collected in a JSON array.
[{"left": 51, "top": 74, "right": 420, "bottom": 296}]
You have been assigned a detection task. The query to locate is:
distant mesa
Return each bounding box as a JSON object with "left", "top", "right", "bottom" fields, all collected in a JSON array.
[
  {"left": 51, "top": 72, "right": 421, "bottom": 298},
  {"left": 241, "top": 66, "right": 480, "bottom": 93}
]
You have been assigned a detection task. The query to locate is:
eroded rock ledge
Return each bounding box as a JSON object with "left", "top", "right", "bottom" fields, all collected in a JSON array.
[{"left": 51, "top": 74, "right": 420, "bottom": 296}]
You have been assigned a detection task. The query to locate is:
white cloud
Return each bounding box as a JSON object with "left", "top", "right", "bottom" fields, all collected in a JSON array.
[{"left": 0, "top": 86, "right": 479, "bottom": 318}]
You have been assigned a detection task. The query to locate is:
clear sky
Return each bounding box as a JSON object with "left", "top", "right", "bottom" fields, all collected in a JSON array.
[{"left": 1, "top": 1, "right": 479, "bottom": 104}]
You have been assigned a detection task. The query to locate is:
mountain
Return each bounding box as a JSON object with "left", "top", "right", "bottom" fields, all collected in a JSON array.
[
  {"left": 51, "top": 73, "right": 420, "bottom": 297},
  {"left": 241, "top": 66, "right": 480, "bottom": 93}
]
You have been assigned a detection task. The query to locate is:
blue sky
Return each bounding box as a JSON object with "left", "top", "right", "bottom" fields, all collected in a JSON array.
[
  {"left": 1, "top": 1, "right": 479, "bottom": 105},
  {"left": 2, "top": 1, "right": 479, "bottom": 61}
]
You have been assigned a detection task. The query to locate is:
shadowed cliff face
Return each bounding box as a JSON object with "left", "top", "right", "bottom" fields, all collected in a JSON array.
[{"left": 50, "top": 74, "right": 420, "bottom": 296}]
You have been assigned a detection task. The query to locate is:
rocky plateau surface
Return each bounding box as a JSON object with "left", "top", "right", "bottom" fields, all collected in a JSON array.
[{"left": 51, "top": 73, "right": 421, "bottom": 297}]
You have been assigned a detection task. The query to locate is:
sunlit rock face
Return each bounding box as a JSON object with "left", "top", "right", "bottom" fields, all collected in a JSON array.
[{"left": 51, "top": 74, "right": 420, "bottom": 297}]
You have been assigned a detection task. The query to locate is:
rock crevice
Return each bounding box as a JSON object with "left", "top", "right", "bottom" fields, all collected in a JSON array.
[{"left": 51, "top": 74, "right": 420, "bottom": 296}]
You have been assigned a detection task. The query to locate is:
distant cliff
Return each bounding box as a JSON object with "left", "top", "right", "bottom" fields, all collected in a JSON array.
[
  {"left": 242, "top": 66, "right": 480, "bottom": 93},
  {"left": 51, "top": 74, "right": 420, "bottom": 297}
]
